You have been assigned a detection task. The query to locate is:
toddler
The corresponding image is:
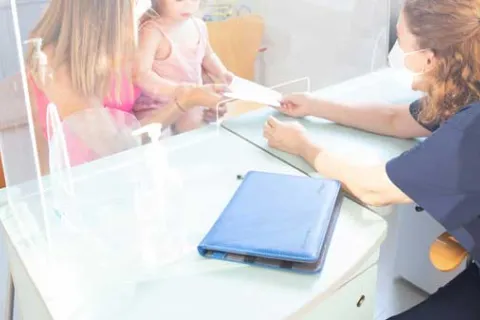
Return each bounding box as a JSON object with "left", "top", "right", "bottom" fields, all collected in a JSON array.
[{"left": 133, "top": 0, "right": 233, "bottom": 134}]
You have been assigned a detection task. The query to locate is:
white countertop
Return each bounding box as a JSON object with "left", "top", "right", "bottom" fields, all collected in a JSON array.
[
  {"left": 222, "top": 68, "right": 423, "bottom": 215},
  {"left": 0, "top": 126, "right": 386, "bottom": 320}
]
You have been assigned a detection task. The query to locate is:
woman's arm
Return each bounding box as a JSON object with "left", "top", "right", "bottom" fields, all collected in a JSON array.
[
  {"left": 300, "top": 139, "right": 411, "bottom": 206},
  {"left": 311, "top": 99, "right": 430, "bottom": 138},
  {"left": 139, "top": 84, "right": 226, "bottom": 127},
  {"left": 283, "top": 94, "right": 432, "bottom": 139},
  {"left": 263, "top": 117, "right": 412, "bottom": 207}
]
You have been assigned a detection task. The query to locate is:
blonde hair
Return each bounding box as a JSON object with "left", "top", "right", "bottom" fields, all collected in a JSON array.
[{"left": 26, "top": 0, "right": 137, "bottom": 101}]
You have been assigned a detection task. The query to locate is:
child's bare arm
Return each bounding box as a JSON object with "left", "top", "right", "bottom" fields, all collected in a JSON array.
[
  {"left": 200, "top": 21, "right": 233, "bottom": 84},
  {"left": 202, "top": 49, "right": 232, "bottom": 83},
  {"left": 133, "top": 23, "right": 183, "bottom": 99}
]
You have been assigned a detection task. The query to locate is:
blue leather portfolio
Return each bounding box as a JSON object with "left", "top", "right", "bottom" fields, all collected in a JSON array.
[{"left": 198, "top": 171, "right": 343, "bottom": 273}]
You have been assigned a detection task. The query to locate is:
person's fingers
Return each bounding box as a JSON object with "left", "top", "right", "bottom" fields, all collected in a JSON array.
[
  {"left": 280, "top": 100, "right": 293, "bottom": 107},
  {"left": 205, "top": 106, "right": 226, "bottom": 117},
  {"left": 206, "top": 83, "right": 230, "bottom": 94},
  {"left": 281, "top": 92, "right": 307, "bottom": 105},
  {"left": 277, "top": 105, "right": 292, "bottom": 115},
  {"left": 280, "top": 95, "right": 297, "bottom": 104},
  {"left": 263, "top": 121, "right": 271, "bottom": 133},
  {"left": 262, "top": 129, "right": 269, "bottom": 139},
  {"left": 267, "top": 116, "right": 280, "bottom": 128},
  {"left": 265, "top": 119, "right": 274, "bottom": 131},
  {"left": 203, "top": 107, "right": 227, "bottom": 123},
  {"left": 263, "top": 129, "right": 272, "bottom": 141},
  {"left": 207, "top": 96, "right": 225, "bottom": 109},
  {"left": 217, "top": 104, "right": 228, "bottom": 115},
  {"left": 203, "top": 112, "right": 213, "bottom": 121}
]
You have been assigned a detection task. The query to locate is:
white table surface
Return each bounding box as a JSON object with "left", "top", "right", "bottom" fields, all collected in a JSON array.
[
  {"left": 221, "top": 67, "right": 466, "bottom": 293},
  {"left": 223, "top": 68, "right": 422, "bottom": 174},
  {"left": 222, "top": 68, "right": 422, "bottom": 215},
  {"left": 0, "top": 126, "right": 386, "bottom": 320}
]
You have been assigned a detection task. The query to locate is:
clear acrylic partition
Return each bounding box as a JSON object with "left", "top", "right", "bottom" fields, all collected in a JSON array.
[
  {"left": 236, "top": 0, "right": 390, "bottom": 88},
  {"left": 0, "top": 2, "right": 51, "bottom": 318},
  {"left": 0, "top": 2, "right": 223, "bottom": 320},
  {"left": 0, "top": 0, "right": 393, "bottom": 319}
]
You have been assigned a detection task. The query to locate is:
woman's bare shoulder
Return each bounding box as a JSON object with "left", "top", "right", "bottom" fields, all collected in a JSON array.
[{"left": 32, "top": 44, "right": 91, "bottom": 118}]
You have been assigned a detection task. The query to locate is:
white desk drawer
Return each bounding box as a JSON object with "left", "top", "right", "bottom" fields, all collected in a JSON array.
[{"left": 302, "top": 264, "right": 377, "bottom": 320}]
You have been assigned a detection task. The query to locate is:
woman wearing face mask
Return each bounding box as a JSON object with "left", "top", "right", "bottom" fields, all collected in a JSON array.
[
  {"left": 264, "top": 0, "right": 480, "bottom": 318},
  {"left": 26, "top": 0, "right": 227, "bottom": 172}
]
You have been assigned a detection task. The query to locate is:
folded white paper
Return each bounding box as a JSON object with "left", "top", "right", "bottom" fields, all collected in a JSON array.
[{"left": 225, "top": 77, "right": 282, "bottom": 107}]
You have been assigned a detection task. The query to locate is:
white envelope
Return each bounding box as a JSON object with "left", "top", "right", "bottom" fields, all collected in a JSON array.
[{"left": 225, "top": 77, "right": 282, "bottom": 107}]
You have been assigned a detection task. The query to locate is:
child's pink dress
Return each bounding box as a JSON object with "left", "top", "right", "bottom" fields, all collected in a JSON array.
[
  {"left": 29, "top": 74, "right": 141, "bottom": 166},
  {"left": 133, "top": 17, "right": 208, "bottom": 121}
]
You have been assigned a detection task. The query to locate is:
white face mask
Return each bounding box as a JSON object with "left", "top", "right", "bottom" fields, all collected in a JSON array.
[{"left": 388, "top": 41, "right": 427, "bottom": 87}]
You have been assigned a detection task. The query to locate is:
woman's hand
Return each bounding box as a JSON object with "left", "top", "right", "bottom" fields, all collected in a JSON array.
[
  {"left": 278, "top": 93, "right": 315, "bottom": 118},
  {"left": 263, "top": 116, "right": 310, "bottom": 156},
  {"left": 176, "top": 83, "right": 229, "bottom": 111}
]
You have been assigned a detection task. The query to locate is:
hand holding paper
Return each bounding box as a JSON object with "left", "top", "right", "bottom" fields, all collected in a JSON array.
[{"left": 224, "top": 77, "right": 282, "bottom": 107}]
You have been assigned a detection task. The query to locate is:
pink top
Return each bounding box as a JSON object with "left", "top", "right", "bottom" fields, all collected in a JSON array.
[
  {"left": 29, "top": 74, "right": 141, "bottom": 137},
  {"left": 133, "top": 17, "right": 208, "bottom": 120},
  {"left": 29, "top": 73, "right": 141, "bottom": 166}
]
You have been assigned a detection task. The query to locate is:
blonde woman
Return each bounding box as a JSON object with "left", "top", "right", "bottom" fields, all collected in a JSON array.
[{"left": 26, "top": 0, "right": 226, "bottom": 171}]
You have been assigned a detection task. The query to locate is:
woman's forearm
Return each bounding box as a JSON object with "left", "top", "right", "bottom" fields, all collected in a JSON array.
[
  {"left": 172, "top": 107, "right": 205, "bottom": 133},
  {"left": 140, "top": 100, "right": 185, "bottom": 127},
  {"left": 306, "top": 98, "right": 424, "bottom": 138},
  {"left": 299, "top": 139, "right": 411, "bottom": 207}
]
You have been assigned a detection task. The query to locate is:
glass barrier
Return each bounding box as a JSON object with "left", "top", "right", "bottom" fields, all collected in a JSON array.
[
  {"left": 0, "top": 0, "right": 393, "bottom": 319},
  {"left": 238, "top": 0, "right": 390, "bottom": 88}
]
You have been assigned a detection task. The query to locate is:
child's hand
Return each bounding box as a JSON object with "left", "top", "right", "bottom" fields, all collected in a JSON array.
[{"left": 203, "top": 103, "right": 227, "bottom": 123}]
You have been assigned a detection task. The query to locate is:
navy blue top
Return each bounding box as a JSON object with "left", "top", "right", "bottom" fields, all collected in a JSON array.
[
  {"left": 387, "top": 99, "right": 480, "bottom": 262},
  {"left": 409, "top": 98, "right": 441, "bottom": 132}
]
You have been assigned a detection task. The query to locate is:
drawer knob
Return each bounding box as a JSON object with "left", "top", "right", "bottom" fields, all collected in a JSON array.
[{"left": 356, "top": 295, "right": 366, "bottom": 307}]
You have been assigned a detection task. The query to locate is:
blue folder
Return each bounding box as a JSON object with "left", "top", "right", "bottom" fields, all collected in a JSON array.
[{"left": 198, "top": 171, "right": 343, "bottom": 273}]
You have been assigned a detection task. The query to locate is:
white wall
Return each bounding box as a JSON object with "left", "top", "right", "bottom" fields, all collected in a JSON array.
[
  {"left": 389, "top": 0, "right": 403, "bottom": 48},
  {"left": 240, "top": 0, "right": 391, "bottom": 90}
]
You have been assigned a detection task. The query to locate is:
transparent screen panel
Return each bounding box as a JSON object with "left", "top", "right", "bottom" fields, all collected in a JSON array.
[{"left": 0, "top": 0, "right": 393, "bottom": 319}]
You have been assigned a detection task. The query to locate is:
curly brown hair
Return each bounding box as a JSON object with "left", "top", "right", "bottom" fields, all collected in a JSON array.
[{"left": 403, "top": 0, "right": 480, "bottom": 125}]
